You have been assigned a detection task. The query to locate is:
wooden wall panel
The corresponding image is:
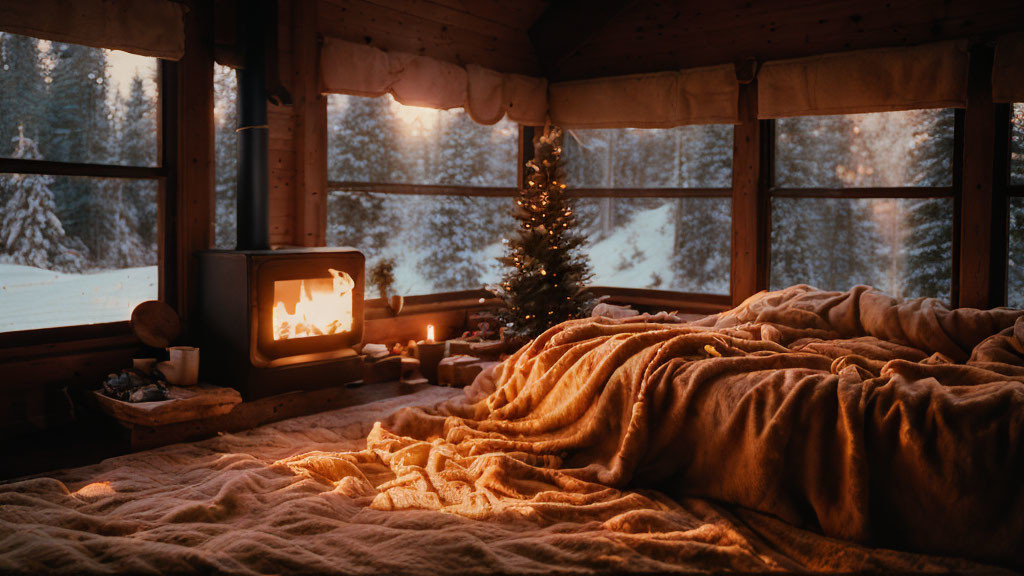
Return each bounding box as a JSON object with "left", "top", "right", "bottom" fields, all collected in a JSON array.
[
  {"left": 174, "top": 0, "right": 215, "bottom": 334},
  {"left": 316, "top": 0, "right": 541, "bottom": 75},
  {"left": 547, "top": 0, "right": 1024, "bottom": 80},
  {"left": 268, "top": 104, "right": 296, "bottom": 247},
  {"left": 0, "top": 337, "right": 140, "bottom": 434},
  {"left": 292, "top": 0, "right": 328, "bottom": 247},
  {"left": 266, "top": 0, "right": 299, "bottom": 247}
]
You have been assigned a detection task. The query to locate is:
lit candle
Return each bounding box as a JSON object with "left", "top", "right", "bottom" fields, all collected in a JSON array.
[{"left": 416, "top": 325, "right": 445, "bottom": 386}]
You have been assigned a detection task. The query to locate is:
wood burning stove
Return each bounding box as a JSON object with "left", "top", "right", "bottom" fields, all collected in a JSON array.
[
  {"left": 198, "top": 248, "right": 365, "bottom": 399},
  {"left": 196, "top": 6, "right": 366, "bottom": 399}
]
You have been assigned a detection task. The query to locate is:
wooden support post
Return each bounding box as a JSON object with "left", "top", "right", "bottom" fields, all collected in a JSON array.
[
  {"left": 159, "top": 58, "right": 178, "bottom": 307},
  {"left": 292, "top": 0, "right": 328, "bottom": 247},
  {"left": 731, "top": 81, "right": 769, "bottom": 305},
  {"left": 173, "top": 0, "right": 215, "bottom": 334},
  {"left": 959, "top": 45, "right": 998, "bottom": 309},
  {"left": 990, "top": 103, "right": 1012, "bottom": 307}
]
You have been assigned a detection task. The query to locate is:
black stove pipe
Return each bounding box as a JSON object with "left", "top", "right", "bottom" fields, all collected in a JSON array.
[{"left": 235, "top": 1, "right": 271, "bottom": 251}]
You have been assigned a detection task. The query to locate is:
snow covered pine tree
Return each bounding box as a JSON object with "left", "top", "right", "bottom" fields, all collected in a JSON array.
[
  {"left": 498, "top": 126, "right": 594, "bottom": 341},
  {"left": 1, "top": 126, "right": 84, "bottom": 272}
]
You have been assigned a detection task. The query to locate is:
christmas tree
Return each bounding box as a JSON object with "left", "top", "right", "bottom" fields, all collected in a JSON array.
[
  {"left": 498, "top": 126, "right": 594, "bottom": 341},
  {"left": 1, "top": 126, "right": 84, "bottom": 272}
]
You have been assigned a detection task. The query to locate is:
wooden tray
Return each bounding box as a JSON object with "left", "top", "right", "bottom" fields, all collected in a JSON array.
[{"left": 92, "top": 384, "right": 243, "bottom": 428}]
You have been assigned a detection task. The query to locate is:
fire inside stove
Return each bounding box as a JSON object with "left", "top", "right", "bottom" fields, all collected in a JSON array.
[{"left": 272, "top": 269, "right": 354, "bottom": 341}]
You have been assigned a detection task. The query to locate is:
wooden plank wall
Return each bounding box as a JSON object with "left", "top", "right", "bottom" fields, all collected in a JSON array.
[
  {"left": 269, "top": 0, "right": 297, "bottom": 246},
  {"left": 314, "top": 0, "right": 545, "bottom": 76},
  {"left": 545, "top": 0, "right": 1024, "bottom": 80},
  {"left": 291, "top": 0, "right": 328, "bottom": 247}
]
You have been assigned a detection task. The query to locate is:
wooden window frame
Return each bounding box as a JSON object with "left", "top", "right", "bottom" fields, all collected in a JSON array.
[
  {"left": 325, "top": 122, "right": 736, "bottom": 315},
  {"left": 522, "top": 126, "right": 734, "bottom": 313},
  {"left": 762, "top": 110, "right": 963, "bottom": 305},
  {"left": 996, "top": 101, "right": 1023, "bottom": 306},
  {"left": 323, "top": 113, "right": 523, "bottom": 305},
  {"left": 0, "top": 58, "right": 177, "bottom": 350},
  {"left": 323, "top": 45, "right": 1009, "bottom": 315}
]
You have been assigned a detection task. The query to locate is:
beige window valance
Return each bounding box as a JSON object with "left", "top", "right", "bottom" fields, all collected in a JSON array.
[
  {"left": 757, "top": 40, "right": 969, "bottom": 119},
  {"left": 0, "top": 0, "right": 185, "bottom": 60},
  {"left": 320, "top": 37, "right": 548, "bottom": 126},
  {"left": 547, "top": 65, "right": 740, "bottom": 128},
  {"left": 993, "top": 33, "right": 1024, "bottom": 103}
]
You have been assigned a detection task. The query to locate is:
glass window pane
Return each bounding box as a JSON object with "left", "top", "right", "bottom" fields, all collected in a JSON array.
[
  {"left": 327, "top": 94, "right": 517, "bottom": 187},
  {"left": 327, "top": 191, "right": 516, "bottom": 295},
  {"left": 1012, "top": 103, "right": 1023, "bottom": 187},
  {"left": 576, "top": 197, "right": 730, "bottom": 294},
  {"left": 0, "top": 173, "right": 158, "bottom": 332},
  {"left": 562, "top": 126, "right": 733, "bottom": 188},
  {"left": 213, "top": 63, "right": 237, "bottom": 249},
  {"left": 0, "top": 32, "right": 159, "bottom": 167},
  {"left": 770, "top": 197, "right": 953, "bottom": 301},
  {"left": 1009, "top": 197, "right": 1024, "bottom": 309},
  {"left": 775, "top": 110, "right": 954, "bottom": 188}
]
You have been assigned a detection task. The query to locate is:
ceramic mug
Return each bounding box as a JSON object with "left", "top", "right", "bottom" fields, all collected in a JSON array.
[{"left": 156, "top": 346, "right": 199, "bottom": 386}]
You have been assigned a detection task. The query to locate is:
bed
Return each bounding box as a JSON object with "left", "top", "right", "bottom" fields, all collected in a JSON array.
[{"left": 2, "top": 285, "right": 1022, "bottom": 574}]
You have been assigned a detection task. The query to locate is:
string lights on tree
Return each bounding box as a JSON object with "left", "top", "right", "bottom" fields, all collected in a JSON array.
[{"left": 497, "top": 126, "right": 594, "bottom": 341}]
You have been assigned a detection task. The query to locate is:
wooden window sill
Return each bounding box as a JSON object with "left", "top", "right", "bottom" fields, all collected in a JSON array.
[{"left": 0, "top": 322, "right": 139, "bottom": 362}]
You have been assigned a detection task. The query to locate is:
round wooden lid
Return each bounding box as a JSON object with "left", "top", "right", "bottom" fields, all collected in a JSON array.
[{"left": 131, "top": 300, "right": 181, "bottom": 349}]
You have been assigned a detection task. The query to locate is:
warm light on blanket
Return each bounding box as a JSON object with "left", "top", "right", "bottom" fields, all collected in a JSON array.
[{"left": 74, "top": 482, "right": 116, "bottom": 498}]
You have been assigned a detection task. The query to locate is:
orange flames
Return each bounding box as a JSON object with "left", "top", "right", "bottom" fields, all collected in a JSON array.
[{"left": 272, "top": 269, "right": 355, "bottom": 341}]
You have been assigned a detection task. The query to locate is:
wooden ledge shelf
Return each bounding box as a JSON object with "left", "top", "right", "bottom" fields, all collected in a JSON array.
[{"left": 123, "top": 380, "right": 415, "bottom": 451}]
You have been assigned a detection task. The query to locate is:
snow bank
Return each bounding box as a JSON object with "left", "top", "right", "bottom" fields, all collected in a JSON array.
[
  {"left": 0, "top": 264, "right": 157, "bottom": 332},
  {"left": 586, "top": 204, "right": 676, "bottom": 289}
]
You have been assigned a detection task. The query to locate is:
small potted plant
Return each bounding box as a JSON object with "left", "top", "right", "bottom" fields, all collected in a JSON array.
[{"left": 369, "top": 258, "right": 403, "bottom": 316}]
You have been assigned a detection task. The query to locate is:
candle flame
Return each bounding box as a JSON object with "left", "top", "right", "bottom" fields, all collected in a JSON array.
[{"left": 427, "top": 324, "right": 435, "bottom": 343}]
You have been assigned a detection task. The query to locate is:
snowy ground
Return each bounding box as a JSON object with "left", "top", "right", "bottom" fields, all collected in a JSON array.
[
  {"left": 0, "top": 264, "right": 157, "bottom": 333},
  {"left": 586, "top": 204, "right": 677, "bottom": 289},
  {"left": 381, "top": 204, "right": 679, "bottom": 297}
]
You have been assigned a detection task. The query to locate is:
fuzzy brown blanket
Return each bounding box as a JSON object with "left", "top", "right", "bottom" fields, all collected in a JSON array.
[
  {"left": 2, "top": 286, "right": 1021, "bottom": 574},
  {"left": 340, "top": 285, "right": 1024, "bottom": 568}
]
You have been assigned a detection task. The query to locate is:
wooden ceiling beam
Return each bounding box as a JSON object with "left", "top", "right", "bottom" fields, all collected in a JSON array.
[{"left": 528, "top": 0, "right": 640, "bottom": 79}]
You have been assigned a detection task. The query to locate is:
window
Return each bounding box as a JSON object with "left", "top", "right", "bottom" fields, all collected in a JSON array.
[
  {"left": 213, "top": 63, "right": 237, "bottom": 249},
  {"left": 326, "top": 94, "right": 518, "bottom": 295},
  {"left": 1012, "top": 103, "right": 1023, "bottom": 187},
  {"left": 0, "top": 32, "right": 162, "bottom": 333},
  {"left": 1010, "top": 197, "right": 1023, "bottom": 309},
  {"left": 770, "top": 109, "right": 956, "bottom": 301},
  {"left": 1009, "top": 105, "right": 1024, "bottom": 308},
  {"left": 561, "top": 126, "right": 733, "bottom": 294}
]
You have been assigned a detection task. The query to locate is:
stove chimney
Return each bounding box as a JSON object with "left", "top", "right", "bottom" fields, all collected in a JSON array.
[{"left": 235, "top": 1, "right": 272, "bottom": 250}]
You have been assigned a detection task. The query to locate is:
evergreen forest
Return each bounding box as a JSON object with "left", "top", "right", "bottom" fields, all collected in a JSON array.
[{"left": 0, "top": 32, "right": 158, "bottom": 273}]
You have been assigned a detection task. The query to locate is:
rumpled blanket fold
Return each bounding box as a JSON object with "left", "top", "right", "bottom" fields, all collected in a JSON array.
[{"left": 281, "top": 285, "right": 1024, "bottom": 568}]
